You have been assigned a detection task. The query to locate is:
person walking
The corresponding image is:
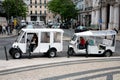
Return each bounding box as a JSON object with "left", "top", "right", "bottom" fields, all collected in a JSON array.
[{"left": 2, "top": 24, "right": 6, "bottom": 34}]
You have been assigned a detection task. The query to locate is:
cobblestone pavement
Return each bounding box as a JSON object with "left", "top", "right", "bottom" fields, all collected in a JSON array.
[{"left": 0, "top": 57, "right": 120, "bottom": 80}]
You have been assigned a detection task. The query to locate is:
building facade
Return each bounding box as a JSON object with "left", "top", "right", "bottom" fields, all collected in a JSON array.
[
  {"left": 73, "top": 0, "right": 92, "bottom": 26},
  {"left": 25, "top": 0, "right": 54, "bottom": 24},
  {"left": 91, "top": 0, "right": 120, "bottom": 30}
]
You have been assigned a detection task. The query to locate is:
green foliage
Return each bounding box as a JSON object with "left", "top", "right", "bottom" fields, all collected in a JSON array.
[
  {"left": 47, "top": 0, "right": 78, "bottom": 21},
  {"left": 2, "top": 0, "right": 27, "bottom": 18}
]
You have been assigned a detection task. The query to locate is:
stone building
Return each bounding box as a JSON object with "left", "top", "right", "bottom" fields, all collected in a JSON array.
[
  {"left": 24, "top": 0, "right": 54, "bottom": 24},
  {"left": 73, "top": 0, "right": 92, "bottom": 26},
  {"left": 91, "top": 0, "right": 120, "bottom": 30}
]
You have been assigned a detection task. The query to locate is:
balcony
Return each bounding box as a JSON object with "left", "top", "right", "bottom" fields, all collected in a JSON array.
[
  {"left": 29, "top": 13, "right": 47, "bottom": 16},
  {"left": 85, "top": 6, "right": 93, "bottom": 11}
]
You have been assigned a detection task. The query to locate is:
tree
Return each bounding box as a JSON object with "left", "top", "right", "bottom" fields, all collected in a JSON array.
[
  {"left": 2, "top": 0, "right": 27, "bottom": 20},
  {"left": 47, "top": 0, "right": 78, "bottom": 22}
]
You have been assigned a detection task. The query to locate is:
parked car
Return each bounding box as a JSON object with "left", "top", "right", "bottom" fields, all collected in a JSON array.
[
  {"left": 74, "top": 26, "right": 88, "bottom": 33},
  {"left": 52, "top": 23, "right": 61, "bottom": 28},
  {"left": 20, "top": 20, "right": 26, "bottom": 27},
  {"left": 60, "top": 22, "right": 69, "bottom": 29}
]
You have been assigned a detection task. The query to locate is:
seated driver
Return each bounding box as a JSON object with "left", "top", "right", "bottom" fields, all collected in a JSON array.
[
  {"left": 79, "top": 37, "right": 86, "bottom": 49},
  {"left": 29, "top": 34, "right": 38, "bottom": 52}
]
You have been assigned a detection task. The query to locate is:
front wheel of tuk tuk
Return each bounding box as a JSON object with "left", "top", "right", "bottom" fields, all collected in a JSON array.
[
  {"left": 104, "top": 50, "right": 112, "bottom": 57},
  {"left": 48, "top": 50, "right": 56, "bottom": 58},
  {"left": 67, "top": 48, "right": 74, "bottom": 56},
  {"left": 12, "top": 50, "right": 22, "bottom": 59}
]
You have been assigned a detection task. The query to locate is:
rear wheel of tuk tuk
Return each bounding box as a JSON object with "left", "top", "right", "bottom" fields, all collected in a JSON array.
[
  {"left": 104, "top": 50, "right": 112, "bottom": 57},
  {"left": 68, "top": 48, "right": 74, "bottom": 56},
  {"left": 48, "top": 50, "right": 56, "bottom": 58},
  {"left": 12, "top": 50, "right": 22, "bottom": 59}
]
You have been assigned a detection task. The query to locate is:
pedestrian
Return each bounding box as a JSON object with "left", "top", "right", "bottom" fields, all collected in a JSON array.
[
  {"left": 85, "top": 40, "right": 89, "bottom": 57},
  {"left": 2, "top": 24, "right": 6, "bottom": 34},
  {"left": 6, "top": 24, "right": 11, "bottom": 35},
  {"left": 113, "top": 28, "right": 118, "bottom": 34}
]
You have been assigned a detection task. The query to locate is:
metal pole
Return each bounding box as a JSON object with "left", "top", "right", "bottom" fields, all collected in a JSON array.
[
  {"left": 99, "top": 0, "right": 102, "bottom": 30},
  {"left": 4, "top": 46, "right": 8, "bottom": 61}
]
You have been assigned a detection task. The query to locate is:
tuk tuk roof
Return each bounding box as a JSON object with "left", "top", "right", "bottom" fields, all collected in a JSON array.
[
  {"left": 22, "top": 28, "right": 64, "bottom": 33},
  {"left": 75, "top": 30, "right": 116, "bottom": 36}
]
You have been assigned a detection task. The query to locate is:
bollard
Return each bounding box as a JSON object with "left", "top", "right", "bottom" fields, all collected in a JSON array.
[
  {"left": 67, "top": 46, "right": 70, "bottom": 58},
  {"left": 4, "top": 46, "right": 8, "bottom": 61}
]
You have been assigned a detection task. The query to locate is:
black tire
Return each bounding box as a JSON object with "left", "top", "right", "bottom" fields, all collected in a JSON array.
[
  {"left": 68, "top": 48, "right": 74, "bottom": 56},
  {"left": 104, "top": 51, "right": 112, "bottom": 57},
  {"left": 48, "top": 50, "right": 56, "bottom": 58},
  {"left": 12, "top": 50, "right": 22, "bottom": 59}
]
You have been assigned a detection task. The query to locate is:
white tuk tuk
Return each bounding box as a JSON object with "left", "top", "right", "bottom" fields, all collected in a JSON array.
[
  {"left": 67, "top": 30, "right": 116, "bottom": 57},
  {"left": 9, "top": 28, "right": 64, "bottom": 59}
]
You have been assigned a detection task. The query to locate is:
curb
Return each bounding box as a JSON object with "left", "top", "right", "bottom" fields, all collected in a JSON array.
[{"left": 0, "top": 34, "right": 17, "bottom": 39}]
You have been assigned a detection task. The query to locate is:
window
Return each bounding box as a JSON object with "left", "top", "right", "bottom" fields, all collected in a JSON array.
[
  {"left": 40, "top": 11, "right": 42, "bottom": 15},
  {"left": 44, "top": 10, "right": 46, "bottom": 15},
  {"left": 30, "top": 0, "right": 32, "bottom": 4},
  {"left": 35, "top": 6, "right": 37, "bottom": 8},
  {"left": 31, "top": 16, "right": 37, "bottom": 21},
  {"left": 35, "top": 11, "right": 37, "bottom": 14},
  {"left": 71, "top": 35, "right": 77, "bottom": 41},
  {"left": 20, "top": 33, "right": 26, "bottom": 43},
  {"left": 41, "top": 32, "right": 50, "bottom": 43},
  {"left": 30, "top": 11, "right": 32, "bottom": 14},
  {"left": 54, "top": 32, "right": 61, "bottom": 43},
  {"left": 40, "top": 5, "right": 42, "bottom": 8},
  {"left": 30, "top": 6, "right": 32, "bottom": 8},
  {"left": 44, "top": 0, "right": 46, "bottom": 4},
  {"left": 35, "top": 0, "right": 37, "bottom": 4},
  {"left": 40, "top": 0, "right": 42, "bottom": 4},
  {"left": 44, "top": 5, "right": 46, "bottom": 8}
]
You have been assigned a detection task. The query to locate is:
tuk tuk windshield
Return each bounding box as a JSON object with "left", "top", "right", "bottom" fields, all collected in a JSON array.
[
  {"left": 15, "top": 30, "right": 24, "bottom": 42},
  {"left": 71, "top": 35, "right": 77, "bottom": 41}
]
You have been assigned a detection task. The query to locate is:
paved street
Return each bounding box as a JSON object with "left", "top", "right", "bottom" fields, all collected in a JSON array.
[{"left": 0, "top": 29, "right": 120, "bottom": 80}]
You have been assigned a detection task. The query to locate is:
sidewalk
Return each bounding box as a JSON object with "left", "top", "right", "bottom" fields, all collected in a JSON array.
[
  {"left": 0, "top": 56, "right": 120, "bottom": 72},
  {"left": 0, "top": 29, "right": 17, "bottom": 38}
]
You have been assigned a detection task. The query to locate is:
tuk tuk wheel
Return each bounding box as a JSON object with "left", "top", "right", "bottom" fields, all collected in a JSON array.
[
  {"left": 104, "top": 51, "right": 112, "bottom": 57},
  {"left": 68, "top": 48, "right": 74, "bottom": 56},
  {"left": 48, "top": 50, "right": 56, "bottom": 58},
  {"left": 12, "top": 50, "right": 22, "bottom": 59}
]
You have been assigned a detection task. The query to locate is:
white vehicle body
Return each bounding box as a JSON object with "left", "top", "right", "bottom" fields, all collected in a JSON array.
[
  {"left": 68, "top": 30, "right": 116, "bottom": 57},
  {"left": 9, "top": 28, "right": 64, "bottom": 59}
]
